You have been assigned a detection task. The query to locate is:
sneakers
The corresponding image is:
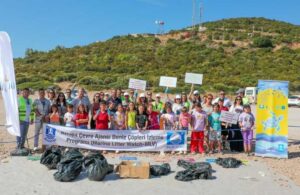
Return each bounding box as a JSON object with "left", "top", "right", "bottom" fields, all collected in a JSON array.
[
  {"left": 159, "top": 151, "right": 165, "bottom": 156},
  {"left": 33, "top": 147, "right": 39, "bottom": 152}
]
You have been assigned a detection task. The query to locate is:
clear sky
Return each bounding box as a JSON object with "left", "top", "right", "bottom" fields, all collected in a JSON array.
[{"left": 0, "top": 0, "right": 299, "bottom": 57}]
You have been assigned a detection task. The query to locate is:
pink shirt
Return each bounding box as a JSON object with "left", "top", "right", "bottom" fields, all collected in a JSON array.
[{"left": 179, "top": 113, "right": 191, "bottom": 128}]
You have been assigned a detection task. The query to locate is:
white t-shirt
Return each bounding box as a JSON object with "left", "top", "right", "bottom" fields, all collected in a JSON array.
[
  {"left": 212, "top": 97, "right": 232, "bottom": 108},
  {"left": 172, "top": 103, "right": 183, "bottom": 116},
  {"left": 64, "top": 112, "right": 75, "bottom": 127}
]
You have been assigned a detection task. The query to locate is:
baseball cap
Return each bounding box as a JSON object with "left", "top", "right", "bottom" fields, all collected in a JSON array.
[
  {"left": 156, "top": 93, "right": 161, "bottom": 98},
  {"left": 139, "top": 93, "right": 145, "bottom": 98},
  {"left": 124, "top": 92, "right": 129, "bottom": 96},
  {"left": 175, "top": 94, "right": 181, "bottom": 99},
  {"left": 193, "top": 90, "right": 199, "bottom": 95}
]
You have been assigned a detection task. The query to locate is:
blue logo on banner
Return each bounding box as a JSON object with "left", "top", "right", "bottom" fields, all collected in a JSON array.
[
  {"left": 45, "top": 125, "right": 56, "bottom": 142},
  {"left": 166, "top": 132, "right": 185, "bottom": 145}
]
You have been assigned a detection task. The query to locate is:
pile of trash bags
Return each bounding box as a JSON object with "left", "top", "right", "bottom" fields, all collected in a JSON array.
[
  {"left": 40, "top": 147, "right": 114, "bottom": 182},
  {"left": 175, "top": 160, "right": 213, "bottom": 181},
  {"left": 150, "top": 163, "right": 171, "bottom": 176},
  {"left": 40, "top": 147, "right": 62, "bottom": 169},
  {"left": 215, "top": 157, "right": 242, "bottom": 168},
  {"left": 83, "top": 153, "right": 114, "bottom": 181},
  {"left": 10, "top": 148, "right": 30, "bottom": 156}
]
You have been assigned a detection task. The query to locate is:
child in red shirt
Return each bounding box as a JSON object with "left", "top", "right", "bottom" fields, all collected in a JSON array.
[
  {"left": 147, "top": 104, "right": 160, "bottom": 130},
  {"left": 94, "top": 102, "right": 110, "bottom": 130},
  {"left": 75, "top": 104, "right": 89, "bottom": 129}
]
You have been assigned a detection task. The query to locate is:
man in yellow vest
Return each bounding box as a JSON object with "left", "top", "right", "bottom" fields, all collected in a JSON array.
[{"left": 17, "top": 88, "right": 35, "bottom": 149}]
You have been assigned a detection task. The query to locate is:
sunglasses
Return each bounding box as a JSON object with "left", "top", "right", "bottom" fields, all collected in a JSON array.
[
  {"left": 236, "top": 99, "right": 242, "bottom": 100},
  {"left": 208, "top": 98, "right": 213, "bottom": 100}
]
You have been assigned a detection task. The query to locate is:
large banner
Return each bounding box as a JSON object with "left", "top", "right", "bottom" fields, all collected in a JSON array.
[
  {"left": 43, "top": 124, "right": 187, "bottom": 151},
  {"left": 255, "top": 80, "right": 289, "bottom": 158},
  {"left": 0, "top": 32, "right": 20, "bottom": 136}
]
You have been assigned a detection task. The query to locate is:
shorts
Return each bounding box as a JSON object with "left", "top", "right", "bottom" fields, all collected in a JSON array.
[
  {"left": 242, "top": 130, "right": 253, "bottom": 145},
  {"left": 209, "top": 131, "right": 221, "bottom": 141}
]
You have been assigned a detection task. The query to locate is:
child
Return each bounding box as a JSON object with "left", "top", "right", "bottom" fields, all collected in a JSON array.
[
  {"left": 239, "top": 105, "right": 255, "bottom": 155},
  {"left": 49, "top": 104, "right": 60, "bottom": 125},
  {"left": 113, "top": 104, "right": 126, "bottom": 130},
  {"left": 107, "top": 101, "right": 116, "bottom": 129},
  {"left": 64, "top": 104, "right": 75, "bottom": 127},
  {"left": 135, "top": 105, "right": 148, "bottom": 131},
  {"left": 161, "top": 105, "right": 176, "bottom": 130},
  {"left": 74, "top": 104, "right": 89, "bottom": 129},
  {"left": 190, "top": 103, "right": 207, "bottom": 155},
  {"left": 94, "top": 102, "right": 110, "bottom": 130},
  {"left": 147, "top": 104, "right": 160, "bottom": 130},
  {"left": 126, "top": 102, "right": 136, "bottom": 130},
  {"left": 208, "top": 104, "right": 222, "bottom": 154},
  {"left": 179, "top": 106, "right": 191, "bottom": 131}
]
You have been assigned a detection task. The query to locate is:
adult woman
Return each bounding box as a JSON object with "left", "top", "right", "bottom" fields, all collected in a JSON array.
[
  {"left": 56, "top": 92, "right": 67, "bottom": 125},
  {"left": 181, "top": 92, "right": 191, "bottom": 111},
  {"left": 90, "top": 93, "right": 100, "bottom": 129},
  {"left": 202, "top": 94, "right": 213, "bottom": 116},
  {"left": 137, "top": 93, "right": 148, "bottom": 109},
  {"left": 228, "top": 96, "right": 244, "bottom": 152}
]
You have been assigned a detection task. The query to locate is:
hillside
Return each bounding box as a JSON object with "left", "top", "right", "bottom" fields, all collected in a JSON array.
[{"left": 15, "top": 17, "right": 300, "bottom": 93}]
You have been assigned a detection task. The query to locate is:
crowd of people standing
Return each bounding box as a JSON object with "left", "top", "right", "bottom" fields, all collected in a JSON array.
[{"left": 17, "top": 86, "right": 255, "bottom": 155}]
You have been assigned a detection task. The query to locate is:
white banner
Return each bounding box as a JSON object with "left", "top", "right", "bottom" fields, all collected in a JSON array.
[
  {"left": 128, "top": 78, "right": 147, "bottom": 91},
  {"left": 0, "top": 32, "right": 20, "bottom": 136},
  {"left": 159, "top": 76, "right": 177, "bottom": 88},
  {"left": 220, "top": 111, "right": 239, "bottom": 124},
  {"left": 185, "top": 73, "right": 203, "bottom": 85},
  {"left": 43, "top": 124, "right": 187, "bottom": 151}
]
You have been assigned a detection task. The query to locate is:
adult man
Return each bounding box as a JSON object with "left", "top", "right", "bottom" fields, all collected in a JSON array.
[
  {"left": 108, "top": 89, "right": 122, "bottom": 108},
  {"left": 65, "top": 88, "right": 74, "bottom": 105},
  {"left": 152, "top": 94, "right": 164, "bottom": 113},
  {"left": 147, "top": 91, "right": 155, "bottom": 103},
  {"left": 33, "top": 89, "right": 51, "bottom": 151},
  {"left": 17, "top": 88, "right": 35, "bottom": 149},
  {"left": 122, "top": 92, "right": 131, "bottom": 108},
  {"left": 72, "top": 88, "right": 91, "bottom": 113},
  {"left": 212, "top": 90, "right": 232, "bottom": 108}
]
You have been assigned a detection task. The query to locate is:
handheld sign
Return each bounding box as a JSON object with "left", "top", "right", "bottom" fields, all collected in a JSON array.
[
  {"left": 159, "top": 76, "right": 177, "bottom": 88},
  {"left": 129, "top": 78, "right": 147, "bottom": 91},
  {"left": 220, "top": 111, "right": 239, "bottom": 124},
  {"left": 185, "top": 73, "right": 203, "bottom": 85}
]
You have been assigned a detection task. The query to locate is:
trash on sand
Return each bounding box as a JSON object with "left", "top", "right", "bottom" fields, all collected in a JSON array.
[
  {"left": 117, "top": 161, "right": 150, "bottom": 179},
  {"left": 28, "top": 155, "right": 41, "bottom": 161},
  {"left": 119, "top": 156, "right": 138, "bottom": 161},
  {"left": 175, "top": 160, "right": 213, "bottom": 181},
  {"left": 10, "top": 148, "right": 30, "bottom": 156},
  {"left": 205, "top": 158, "right": 216, "bottom": 163},
  {"left": 54, "top": 158, "right": 83, "bottom": 182},
  {"left": 150, "top": 163, "right": 171, "bottom": 176},
  {"left": 83, "top": 153, "right": 114, "bottom": 181},
  {"left": 40, "top": 147, "right": 62, "bottom": 169},
  {"left": 215, "top": 158, "right": 242, "bottom": 168}
]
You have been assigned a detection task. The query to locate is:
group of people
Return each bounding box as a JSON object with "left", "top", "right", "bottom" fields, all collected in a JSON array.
[{"left": 17, "top": 86, "right": 255, "bottom": 155}]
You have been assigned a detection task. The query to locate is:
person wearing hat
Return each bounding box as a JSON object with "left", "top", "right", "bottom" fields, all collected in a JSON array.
[
  {"left": 122, "top": 92, "right": 131, "bottom": 108},
  {"left": 137, "top": 93, "right": 148, "bottom": 108},
  {"left": 188, "top": 84, "right": 202, "bottom": 109},
  {"left": 172, "top": 94, "right": 183, "bottom": 117},
  {"left": 152, "top": 93, "right": 164, "bottom": 113}
]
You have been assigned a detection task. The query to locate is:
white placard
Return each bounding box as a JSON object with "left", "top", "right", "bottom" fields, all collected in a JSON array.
[
  {"left": 220, "top": 111, "right": 239, "bottom": 124},
  {"left": 159, "top": 76, "right": 177, "bottom": 88},
  {"left": 128, "top": 78, "right": 147, "bottom": 91},
  {"left": 43, "top": 124, "right": 187, "bottom": 152},
  {"left": 185, "top": 73, "right": 203, "bottom": 85}
]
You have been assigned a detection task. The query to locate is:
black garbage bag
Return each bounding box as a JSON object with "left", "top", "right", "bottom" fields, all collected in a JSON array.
[
  {"left": 83, "top": 153, "right": 114, "bottom": 181},
  {"left": 54, "top": 159, "right": 83, "bottom": 182},
  {"left": 10, "top": 148, "right": 30, "bottom": 156},
  {"left": 150, "top": 163, "right": 171, "bottom": 176},
  {"left": 40, "top": 147, "right": 62, "bottom": 169},
  {"left": 215, "top": 158, "right": 242, "bottom": 168},
  {"left": 175, "top": 160, "right": 213, "bottom": 181},
  {"left": 61, "top": 148, "right": 83, "bottom": 161}
]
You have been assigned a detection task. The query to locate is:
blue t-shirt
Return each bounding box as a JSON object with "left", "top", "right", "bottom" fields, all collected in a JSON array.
[{"left": 208, "top": 112, "right": 222, "bottom": 131}]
